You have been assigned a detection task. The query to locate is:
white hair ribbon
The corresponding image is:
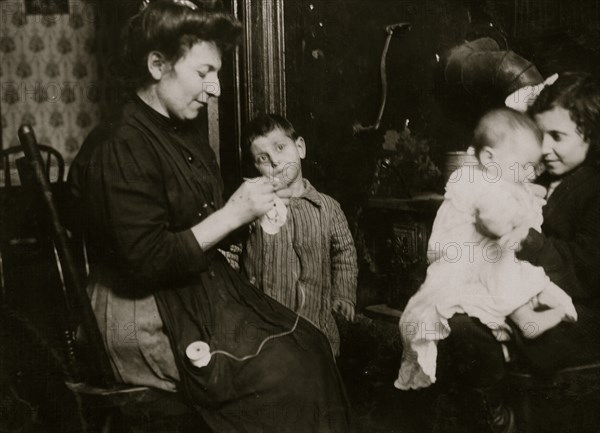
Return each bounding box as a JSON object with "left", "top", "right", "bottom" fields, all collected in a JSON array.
[{"left": 505, "top": 73, "right": 559, "bottom": 113}]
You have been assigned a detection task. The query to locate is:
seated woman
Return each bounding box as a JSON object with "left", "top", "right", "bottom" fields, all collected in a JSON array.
[
  {"left": 395, "top": 108, "right": 577, "bottom": 391},
  {"left": 67, "top": 1, "right": 352, "bottom": 432},
  {"left": 436, "top": 71, "right": 600, "bottom": 433}
]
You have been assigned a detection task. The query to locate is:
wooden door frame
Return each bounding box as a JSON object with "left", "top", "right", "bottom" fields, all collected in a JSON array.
[{"left": 235, "top": 0, "right": 287, "bottom": 124}]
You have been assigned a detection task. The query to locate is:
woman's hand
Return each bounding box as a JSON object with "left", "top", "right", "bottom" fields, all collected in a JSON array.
[
  {"left": 535, "top": 289, "right": 561, "bottom": 310},
  {"left": 191, "top": 177, "right": 276, "bottom": 251},
  {"left": 274, "top": 185, "right": 293, "bottom": 205},
  {"left": 537, "top": 286, "right": 578, "bottom": 322},
  {"left": 223, "top": 177, "right": 277, "bottom": 227},
  {"left": 267, "top": 176, "right": 293, "bottom": 205},
  {"left": 498, "top": 224, "right": 531, "bottom": 251}
]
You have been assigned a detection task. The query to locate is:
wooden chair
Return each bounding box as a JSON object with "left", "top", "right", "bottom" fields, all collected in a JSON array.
[
  {"left": 16, "top": 125, "right": 209, "bottom": 433},
  {"left": 508, "top": 362, "right": 600, "bottom": 433},
  {"left": 1, "top": 141, "right": 64, "bottom": 188},
  {"left": 0, "top": 142, "right": 65, "bottom": 304}
]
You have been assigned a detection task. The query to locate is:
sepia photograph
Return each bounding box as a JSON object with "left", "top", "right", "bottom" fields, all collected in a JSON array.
[{"left": 1, "top": 0, "right": 600, "bottom": 432}]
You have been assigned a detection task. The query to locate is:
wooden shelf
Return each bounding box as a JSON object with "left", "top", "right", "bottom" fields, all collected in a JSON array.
[
  {"left": 367, "top": 192, "right": 443, "bottom": 213},
  {"left": 363, "top": 304, "right": 403, "bottom": 323}
]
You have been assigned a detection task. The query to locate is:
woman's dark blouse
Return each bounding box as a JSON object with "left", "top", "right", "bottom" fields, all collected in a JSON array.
[
  {"left": 70, "top": 96, "right": 222, "bottom": 293},
  {"left": 518, "top": 165, "right": 600, "bottom": 303}
]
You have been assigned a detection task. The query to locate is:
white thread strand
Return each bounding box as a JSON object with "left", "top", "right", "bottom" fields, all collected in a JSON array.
[{"left": 210, "top": 285, "right": 306, "bottom": 362}]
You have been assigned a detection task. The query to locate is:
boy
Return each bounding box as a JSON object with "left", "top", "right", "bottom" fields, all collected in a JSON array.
[{"left": 241, "top": 113, "right": 357, "bottom": 356}]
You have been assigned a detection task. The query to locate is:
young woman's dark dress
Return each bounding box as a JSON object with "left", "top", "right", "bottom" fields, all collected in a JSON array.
[{"left": 69, "top": 96, "right": 352, "bottom": 433}]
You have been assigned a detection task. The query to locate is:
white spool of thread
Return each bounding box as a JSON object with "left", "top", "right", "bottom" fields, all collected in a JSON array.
[
  {"left": 184, "top": 287, "right": 306, "bottom": 369},
  {"left": 186, "top": 341, "right": 212, "bottom": 368}
]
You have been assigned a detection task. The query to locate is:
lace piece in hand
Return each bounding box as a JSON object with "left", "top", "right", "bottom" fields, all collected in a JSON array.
[{"left": 260, "top": 196, "right": 287, "bottom": 234}]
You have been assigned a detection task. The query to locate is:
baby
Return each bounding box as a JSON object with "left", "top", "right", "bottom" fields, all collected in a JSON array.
[
  {"left": 395, "top": 108, "right": 577, "bottom": 390},
  {"left": 241, "top": 113, "right": 358, "bottom": 356}
]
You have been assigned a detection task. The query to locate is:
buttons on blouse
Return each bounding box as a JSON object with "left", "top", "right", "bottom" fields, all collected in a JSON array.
[
  {"left": 198, "top": 201, "right": 214, "bottom": 218},
  {"left": 187, "top": 155, "right": 194, "bottom": 163}
]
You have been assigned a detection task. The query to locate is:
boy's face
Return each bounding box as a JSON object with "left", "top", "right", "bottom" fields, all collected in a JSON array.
[
  {"left": 482, "top": 129, "right": 542, "bottom": 183},
  {"left": 250, "top": 128, "right": 306, "bottom": 187}
]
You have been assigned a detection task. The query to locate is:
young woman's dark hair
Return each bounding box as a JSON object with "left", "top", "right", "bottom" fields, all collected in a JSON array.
[
  {"left": 121, "top": 0, "right": 242, "bottom": 91},
  {"left": 528, "top": 72, "right": 600, "bottom": 166}
]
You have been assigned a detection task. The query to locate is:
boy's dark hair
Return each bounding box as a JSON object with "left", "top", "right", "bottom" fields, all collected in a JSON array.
[
  {"left": 244, "top": 113, "right": 299, "bottom": 152},
  {"left": 472, "top": 107, "right": 541, "bottom": 156},
  {"left": 529, "top": 72, "right": 600, "bottom": 166},
  {"left": 121, "top": 0, "right": 242, "bottom": 91}
]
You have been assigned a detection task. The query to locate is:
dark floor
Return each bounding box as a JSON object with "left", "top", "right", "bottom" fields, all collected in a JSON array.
[
  {"left": 338, "top": 314, "right": 469, "bottom": 433},
  {"left": 337, "top": 314, "right": 600, "bottom": 433}
]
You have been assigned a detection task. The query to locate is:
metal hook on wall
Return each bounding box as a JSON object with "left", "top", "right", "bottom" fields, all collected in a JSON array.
[{"left": 353, "top": 22, "right": 412, "bottom": 135}]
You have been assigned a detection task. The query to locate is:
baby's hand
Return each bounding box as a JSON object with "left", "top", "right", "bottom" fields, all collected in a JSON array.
[
  {"left": 528, "top": 183, "right": 547, "bottom": 199},
  {"left": 474, "top": 190, "right": 520, "bottom": 238},
  {"left": 332, "top": 299, "right": 355, "bottom": 322}
]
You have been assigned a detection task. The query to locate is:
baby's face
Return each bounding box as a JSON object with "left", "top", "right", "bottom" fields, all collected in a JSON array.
[
  {"left": 250, "top": 128, "right": 306, "bottom": 187},
  {"left": 491, "top": 129, "right": 542, "bottom": 183}
]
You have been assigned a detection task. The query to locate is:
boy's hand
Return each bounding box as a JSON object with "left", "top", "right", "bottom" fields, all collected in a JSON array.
[{"left": 333, "top": 299, "right": 355, "bottom": 322}]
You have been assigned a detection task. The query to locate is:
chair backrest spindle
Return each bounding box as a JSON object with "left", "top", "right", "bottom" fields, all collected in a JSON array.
[
  {"left": 18, "top": 124, "right": 116, "bottom": 388},
  {"left": 1, "top": 142, "right": 65, "bottom": 187}
]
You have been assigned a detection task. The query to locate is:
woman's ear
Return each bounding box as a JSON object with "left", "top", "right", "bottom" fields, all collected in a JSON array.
[
  {"left": 147, "top": 51, "right": 167, "bottom": 80},
  {"left": 478, "top": 146, "right": 494, "bottom": 165},
  {"left": 295, "top": 137, "right": 306, "bottom": 159}
]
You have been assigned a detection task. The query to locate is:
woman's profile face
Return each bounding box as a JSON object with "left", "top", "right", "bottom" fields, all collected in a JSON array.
[
  {"left": 534, "top": 106, "right": 590, "bottom": 176},
  {"left": 153, "top": 41, "right": 222, "bottom": 120}
]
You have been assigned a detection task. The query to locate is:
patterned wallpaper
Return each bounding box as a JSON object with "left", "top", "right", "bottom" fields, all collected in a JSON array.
[{"left": 0, "top": 0, "right": 100, "bottom": 162}]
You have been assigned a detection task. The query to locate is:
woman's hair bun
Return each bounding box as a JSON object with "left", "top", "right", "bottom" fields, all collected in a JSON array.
[{"left": 116, "top": 0, "right": 240, "bottom": 91}]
